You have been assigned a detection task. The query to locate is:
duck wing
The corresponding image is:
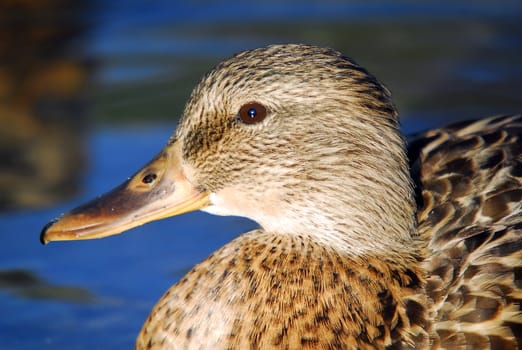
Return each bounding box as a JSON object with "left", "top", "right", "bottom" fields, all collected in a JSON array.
[{"left": 408, "top": 115, "right": 522, "bottom": 349}]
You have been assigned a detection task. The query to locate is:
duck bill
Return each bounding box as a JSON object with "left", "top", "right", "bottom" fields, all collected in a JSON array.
[{"left": 40, "top": 142, "right": 209, "bottom": 244}]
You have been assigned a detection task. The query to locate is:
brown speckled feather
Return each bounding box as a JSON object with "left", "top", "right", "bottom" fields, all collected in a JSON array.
[
  {"left": 409, "top": 115, "right": 522, "bottom": 349},
  {"left": 138, "top": 232, "right": 429, "bottom": 349}
]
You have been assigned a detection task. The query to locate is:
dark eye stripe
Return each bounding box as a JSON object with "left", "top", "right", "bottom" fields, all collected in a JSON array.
[{"left": 238, "top": 102, "right": 267, "bottom": 124}]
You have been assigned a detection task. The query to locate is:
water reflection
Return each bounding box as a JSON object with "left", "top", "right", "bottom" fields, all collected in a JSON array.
[
  {"left": 0, "top": 0, "right": 92, "bottom": 210},
  {"left": 0, "top": 269, "right": 95, "bottom": 303}
]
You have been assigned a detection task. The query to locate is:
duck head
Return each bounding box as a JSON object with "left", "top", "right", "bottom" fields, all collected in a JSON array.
[{"left": 41, "top": 44, "right": 416, "bottom": 255}]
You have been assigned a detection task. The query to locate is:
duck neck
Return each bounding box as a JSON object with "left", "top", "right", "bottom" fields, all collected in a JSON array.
[{"left": 268, "top": 123, "right": 418, "bottom": 257}]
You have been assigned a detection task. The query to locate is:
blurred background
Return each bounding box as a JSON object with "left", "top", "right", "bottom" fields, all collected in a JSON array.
[{"left": 1, "top": 0, "right": 521, "bottom": 348}]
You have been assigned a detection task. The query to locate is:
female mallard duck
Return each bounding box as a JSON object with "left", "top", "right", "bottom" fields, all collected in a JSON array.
[{"left": 41, "top": 44, "right": 522, "bottom": 349}]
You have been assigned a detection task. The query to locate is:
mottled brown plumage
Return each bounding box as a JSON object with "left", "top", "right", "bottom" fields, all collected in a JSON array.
[
  {"left": 410, "top": 115, "right": 522, "bottom": 349},
  {"left": 41, "top": 45, "right": 522, "bottom": 349}
]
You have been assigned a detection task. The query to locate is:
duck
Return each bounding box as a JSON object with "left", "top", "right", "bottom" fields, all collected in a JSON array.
[{"left": 40, "top": 44, "right": 522, "bottom": 349}]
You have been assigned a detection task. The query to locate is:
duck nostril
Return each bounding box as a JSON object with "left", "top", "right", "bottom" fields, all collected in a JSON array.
[{"left": 142, "top": 173, "right": 157, "bottom": 184}]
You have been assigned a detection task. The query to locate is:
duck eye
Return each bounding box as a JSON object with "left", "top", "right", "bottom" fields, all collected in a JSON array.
[
  {"left": 142, "top": 173, "right": 157, "bottom": 184},
  {"left": 238, "top": 102, "right": 267, "bottom": 124}
]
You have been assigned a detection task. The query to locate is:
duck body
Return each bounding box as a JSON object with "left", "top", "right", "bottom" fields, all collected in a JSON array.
[
  {"left": 40, "top": 45, "right": 522, "bottom": 349},
  {"left": 139, "top": 232, "right": 427, "bottom": 349},
  {"left": 412, "top": 115, "right": 522, "bottom": 349}
]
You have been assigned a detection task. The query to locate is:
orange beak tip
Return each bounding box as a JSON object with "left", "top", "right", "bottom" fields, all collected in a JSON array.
[
  {"left": 40, "top": 214, "right": 69, "bottom": 245},
  {"left": 40, "top": 219, "right": 58, "bottom": 245}
]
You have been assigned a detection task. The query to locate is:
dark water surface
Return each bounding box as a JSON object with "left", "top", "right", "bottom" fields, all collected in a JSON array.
[{"left": 1, "top": 1, "right": 522, "bottom": 348}]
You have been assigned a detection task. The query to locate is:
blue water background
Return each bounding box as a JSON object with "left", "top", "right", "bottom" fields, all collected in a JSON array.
[{"left": 1, "top": 1, "right": 522, "bottom": 348}]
